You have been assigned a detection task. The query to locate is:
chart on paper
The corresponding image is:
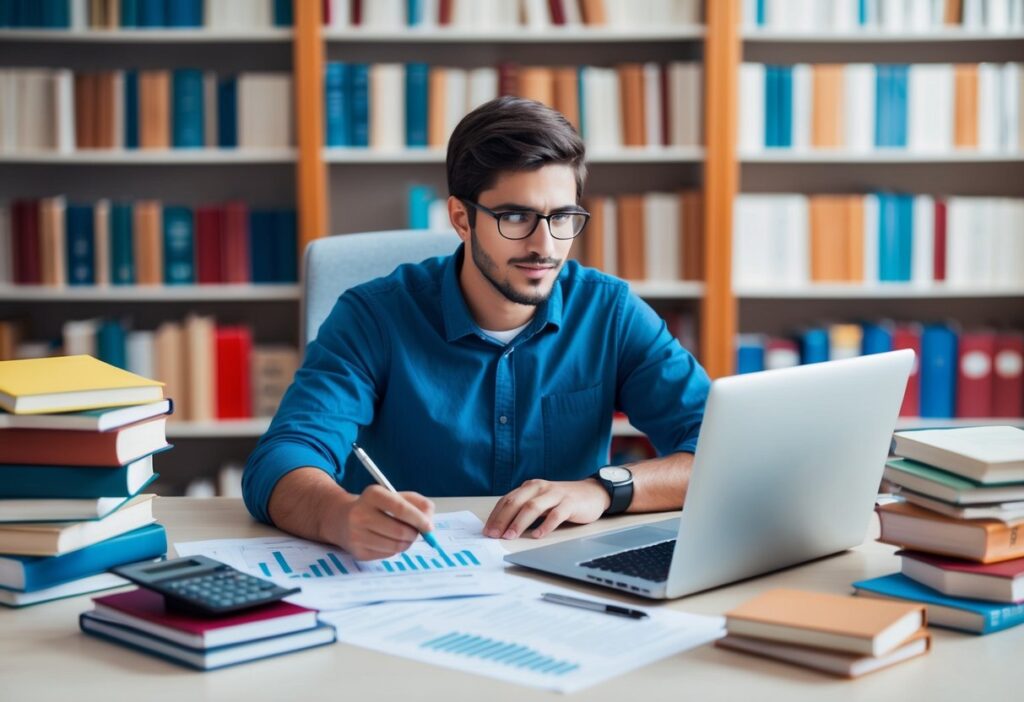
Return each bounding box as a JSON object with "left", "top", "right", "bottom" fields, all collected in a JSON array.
[{"left": 250, "top": 542, "right": 487, "bottom": 580}]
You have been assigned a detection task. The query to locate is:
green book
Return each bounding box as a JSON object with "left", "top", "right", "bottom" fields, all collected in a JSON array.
[{"left": 884, "top": 458, "right": 1024, "bottom": 506}]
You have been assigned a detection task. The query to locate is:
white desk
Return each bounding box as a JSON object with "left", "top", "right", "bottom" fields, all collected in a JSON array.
[{"left": 1, "top": 497, "right": 1018, "bottom": 700}]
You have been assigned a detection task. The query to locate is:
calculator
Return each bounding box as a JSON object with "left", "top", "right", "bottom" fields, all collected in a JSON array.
[{"left": 113, "top": 555, "right": 300, "bottom": 616}]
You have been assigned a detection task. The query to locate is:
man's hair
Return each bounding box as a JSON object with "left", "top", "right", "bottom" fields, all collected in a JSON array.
[{"left": 446, "top": 96, "right": 587, "bottom": 222}]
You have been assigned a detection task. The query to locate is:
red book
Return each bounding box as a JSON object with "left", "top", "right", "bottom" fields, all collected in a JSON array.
[
  {"left": 498, "top": 62, "right": 519, "bottom": 97},
  {"left": 660, "top": 64, "right": 671, "bottom": 147},
  {"left": 956, "top": 331, "right": 996, "bottom": 418},
  {"left": 548, "top": 0, "right": 566, "bottom": 25},
  {"left": 438, "top": 0, "right": 451, "bottom": 25},
  {"left": 892, "top": 324, "right": 921, "bottom": 417},
  {"left": 12, "top": 199, "right": 42, "bottom": 285},
  {"left": 993, "top": 332, "right": 1024, "bottom": 418},
  {"left": 216, "top": 325, "right": 252, "bottom": 419},
  {"left": 351, "top": 0, "right": 361, "bottom": 25},
  {"left": 221, "top": 202, "right": 250, "bottom": 284},
  {"left": 933, "top": 199, "right": 946, "bottom": 281},
  {"left": 92, "top": 588, "right": 317, "bottom": 649},
  {"left": 195, "top": 206, "right": 223, "bottom": 284},
  {"left": 899, "top": 550, "right": 1024, "bottom": 604},
  {"left": 0, "top": 417, "right": 168, "bottom": 466},
  {"left": 322, "top": 0, "right": 330, "bottom": 24}
]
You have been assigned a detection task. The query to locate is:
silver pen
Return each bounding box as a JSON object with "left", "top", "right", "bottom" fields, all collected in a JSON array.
[{"left": 541, "top": 592, "right": 648, "bottom": 619}]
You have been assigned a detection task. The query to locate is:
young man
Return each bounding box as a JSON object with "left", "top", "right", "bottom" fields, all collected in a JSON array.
[{"left": 243, "top": 97, "right": 710, "bottom": 560}]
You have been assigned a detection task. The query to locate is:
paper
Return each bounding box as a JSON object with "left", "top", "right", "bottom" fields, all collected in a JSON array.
[
  {"left": 319, "top": 581, "right": 725, "bottom": 693},
  {"left": 173, "top": 511, "right": 512, "bottom": 610}
]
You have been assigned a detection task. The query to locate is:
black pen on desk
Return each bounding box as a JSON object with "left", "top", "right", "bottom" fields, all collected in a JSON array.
[
  {"left": 541, "top": 592, "right": 649, "bottom": 620},
  {"left": 351, "top": 442, "right": 442, "bottom": 552}
]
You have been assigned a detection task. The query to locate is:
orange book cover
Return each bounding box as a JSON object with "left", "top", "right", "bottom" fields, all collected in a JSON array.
[
  {"left": 579, "top": 196, "right": 606, "bottom": 270},
  {"left": 580, "top": 0, "right": 606, "bottom": 25},
  {"left": 877, "top": 502, "right": 1024, "bottom": 564},
  {"left": 39, "top": 198, "right": 66, "bottom": 286},
  {"left": 553, "top": 67, "right": 580, "bottom": 131},
  {"left": 74, "top": 73, "right": 96, "bottom": 149},
  {"left": 133, "top": 201, "right": 162, "bottom": 285},
  {"left": 618, "top": 64, "right": 646, "bottom": 147},
  {"left": 844, "top": 196, "right": 864, "bottom": 281},
  {"left": 680, "top": 190, "right": 703, "bottom": 281},
  {"left": 518, "top": 67, "right": 555, "bottom": 108},
  {"left": 944, "top": 0, "right": 963, "bottom": 24},
  {"left": 139, "top": 71, "right": 170, "bottom": 149},
  {"left": 953, "top": 64, "right": 978, "bottom": 148},
  {"left": 811, "top": 64, "right": 844, "bottom": 148},
  {"left": 617, "top": 194, "right": 645, "bottom": 281},
  {"left": 809, "top": 197, "right": 835, "bottom": 281},
  {"left": 95, "top": 71, "right": 116, "bottom": 149},
  {"left": 155, "top": 321, "right": 184, "bottom": 422},
  {"left": 428, "top": 67, "right": 447, "bottom": 149}
]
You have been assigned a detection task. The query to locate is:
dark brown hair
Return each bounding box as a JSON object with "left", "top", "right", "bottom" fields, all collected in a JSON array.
[{"left": 446, "top": 96, "right": 587, "bottom": 222}]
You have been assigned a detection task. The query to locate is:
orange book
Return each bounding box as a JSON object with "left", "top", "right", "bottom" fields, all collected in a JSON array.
[
  {"left": 680, "top": 190, "right": 703, "bottom": 281},
  {"left": 154, "top": 321, "right": 184, "bottom": 422},
  {"left": 39, "top": 198, "right": 66, "bottom": 287},
  {"left": 953, "top": 64, "right": 979, "bottom": 149},
  {"left": 877, "top": 502, "right": 1024, "bottom": 564},
  {"left": 579, "top": 196, "right": 606, "bottom": 270},
  {"left": 95, "top": 71, "right": 115, "bottom": 149},
  {"left": 518, "top": 67, "right": 555, "bottom": 108},
  {"left": 553, "top": 67, "right": 580, "bottom": 131},
  {"left": 139, "top": 70, "right": 170, "bottom": 149},
  {"left": 579, "top": 0, "right": 606, "bottom": 25},
  {"left": 809, "top": 197, "right": 834, "bottom": 281},
  {"left": 844, "top": 195, "right": 864, "bottom": 281},
  {"left": 133, "top": 200, "right": 162, "bottom": 285},
  {"left": 427, "top": 67, "right": 447, "bottom": 149},
  {"left": 616, "top": 194, "right": 645, "bottom": 281},
  {"left": 0, "top": 417, "right": 168, "bottom": 466},
  {"left": 725, "top": 589, "right": 926, "bottom": 657},
  {"left": 811, "top": 64, "right": 844, "bottom": 148},
  {"left": 618, "top": 64, "right": 646, "bottom": 147},
  {"left": 944, "top": 0, "right": 963, "bottom": 25},
  {"left": 74, "top": 73, "right": 96, "bottom": 149}
]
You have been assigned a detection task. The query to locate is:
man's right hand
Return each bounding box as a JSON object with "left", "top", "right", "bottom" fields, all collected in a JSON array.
[{"left": 321, "top": 484, "right": 436, "bottom": 561}]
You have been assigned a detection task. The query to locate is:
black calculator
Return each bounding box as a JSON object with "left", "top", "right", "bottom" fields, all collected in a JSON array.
[{"left": 113, "top": 555, "right": 300, "bottom": 616}]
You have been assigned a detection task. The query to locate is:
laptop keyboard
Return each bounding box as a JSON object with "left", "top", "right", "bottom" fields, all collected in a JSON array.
[{"left": 579, "top": 539, "right": 676, "bottom": 583}]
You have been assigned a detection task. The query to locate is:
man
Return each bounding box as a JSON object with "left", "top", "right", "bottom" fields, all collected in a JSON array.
[{"left": 243, "top": 96, "right": 709, "bottom": 560}]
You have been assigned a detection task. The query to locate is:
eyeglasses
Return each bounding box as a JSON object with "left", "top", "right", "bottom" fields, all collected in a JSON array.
[{"left": 460, "top": 199, "right": 590, "bottom": 240}]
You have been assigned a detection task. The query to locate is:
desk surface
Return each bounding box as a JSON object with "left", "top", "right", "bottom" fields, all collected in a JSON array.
[{"left": 1, "top": 497, "right": 1018, "bottom": 701}]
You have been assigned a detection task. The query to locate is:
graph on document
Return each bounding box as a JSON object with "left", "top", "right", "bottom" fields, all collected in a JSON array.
[
  {"left": 243, "top": 541, "right": 488, "bottom": 580},
  {"left": 420, "top": 631, "right": 580, "bottom": 676}
]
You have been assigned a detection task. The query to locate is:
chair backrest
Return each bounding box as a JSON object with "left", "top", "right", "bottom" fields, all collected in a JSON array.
[{"left": 302, "top": 229, "right": 461, "bottom": 348}]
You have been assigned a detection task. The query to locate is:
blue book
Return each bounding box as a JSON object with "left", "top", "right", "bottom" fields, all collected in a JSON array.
[
  {"left": 65, "top": 204, "right": 96, "bottom": 285},
  {"left": 167, "top": 0, "right": 202, "bottom": 26},
  {"left": 407, "top": 185, "right": 435, "bottom": 229},
  {"left": 764, "top": 65, "right": 778, "bottom": 147},
  {"left": 172, "top": 68, "right": 204, "bottom": 148},
  {"left": 248, "top": 209, "right": 276, "bottom": 283},
  {"left": 138, "top": 0, "right": 165, "bottom": 27},
  {"left": 217, "top": 77, "right": 238, "bottom": 148},
  {"left": 110, "top": 203, "right": 135, "bottom": 285},
  {"left": 877, "top": 193, "right": 902, "bottom": 281},
  {"left": 736, "top": 336, "right": 765, "bottom": 374},
  {"left": 0, "top": 524, "right": 166, "bottom": 592},
  {"left": 162, "top": 205, "right": 195, "bottom": 284},
  {"left": 891, "top": 65, "right": 909, "bottom": 147},
  {"left": 273, "top": 0, "right": 293, "bottom": 26},
  {"left": 97, "top": 319, "right": 127, "bottom": 370},
  {"left": 920, "top": 324, "right": 958, "bottom": 418},
  {"left": 861, "top": 322, "right": 894, "bottom": 355},
  {"left": 407, "top": 0, "right": 423, "bottom": 25},
  {"left": 348, "top": 63, "right": 370, "bottom": 147},
  {"left": 124, "top": 70, "right": 139, "bottom": 149},
  {"left": 324, "top": 62, "right": 349, "bottom": 147},
  {"left": 896, "top": 193, "right": 913, "bottom": 279},
  {"left": 853, "top": 573, "right": 1024, "bottom": 635},
  {"left": 799, "top": 327, "right": 830, "bottom": 364},
  {"left": 874, "top": 65, "right": 889, "bottom": 147},
  {"left": 405, "top": 62, "right": 429, "bottom": 148},
  {"left": 120, "top": 0, "right": 139, "bottom": 27},
  {"left": 273, "top": 209, "right": 298, "bottom": 283},
  {"left": 0, "top": 0, "right": 12, "bottom": 27},
  {"left": 756, "top": 0, "right": 766, "bottom": 25},
  {"left": 778, "top": 65, "right": 793, "bottom": 148},
  {"left": 0, "top": 451, "right": 162, "bottom": 499}
]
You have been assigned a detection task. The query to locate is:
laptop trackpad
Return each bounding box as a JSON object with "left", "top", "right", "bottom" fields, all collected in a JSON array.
[{"left": 590, "top": 522, "right": 679, "bottom": 548}]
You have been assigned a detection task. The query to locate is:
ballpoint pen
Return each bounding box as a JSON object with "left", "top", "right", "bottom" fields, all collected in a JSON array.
[
  {"left": 351, "top": 442, "right": 442, "bottom": 551},
  {"left": 540, "top": 592, "right": 649, "bottom": 619}
]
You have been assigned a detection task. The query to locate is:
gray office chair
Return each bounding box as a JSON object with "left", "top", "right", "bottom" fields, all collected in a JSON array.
[{"left": 301, "top": 230, "right": 461, "bottom": 348}]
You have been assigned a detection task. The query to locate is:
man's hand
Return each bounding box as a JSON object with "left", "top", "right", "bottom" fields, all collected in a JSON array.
[
  {"left": 484, "top": 478, "right": 611, "bottom": 540},
  {"left": 320, "top": 485, "right": 436, "bottom": 561}
]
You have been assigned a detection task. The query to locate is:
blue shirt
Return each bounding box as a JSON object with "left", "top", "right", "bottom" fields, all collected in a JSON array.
[{"left": 242, "top": 246, "right": 710, "bottom": 524}]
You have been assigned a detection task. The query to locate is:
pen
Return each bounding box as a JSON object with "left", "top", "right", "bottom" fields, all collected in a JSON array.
[
  {"left": 351, "top": 442, "right": 441, "bottom": 552},
  {"left": 540, "top": 592, "right": 649, "bottom": 620}
]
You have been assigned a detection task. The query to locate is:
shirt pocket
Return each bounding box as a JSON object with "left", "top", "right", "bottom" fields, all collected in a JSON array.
[{"left": 542, "top": 382, "right": 605, "bottom": 481}]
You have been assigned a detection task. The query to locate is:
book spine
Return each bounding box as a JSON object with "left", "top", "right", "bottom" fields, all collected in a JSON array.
[
  {"left": 248, "top": 210, "right": 276, "bottom": 283},
  {"left": 405, "top": 62, "right": 429, "bottom": 148},
  {"left": 993, "top": 332, "right": 1024, "bottom": 418},
  {"left": 920, "top": 324, "right": 958, "bottom": 418},
  {"left": 110, "top": 203, "right": 135, "bottom": 285},
  {"left": 324, "top": 62, "right": 349, "bottom": 147},
  {"left": 97, "top": 318, "right": 127, "bottom": 369},
  {"left": 273, "top": 209, "right": 298, "bottom": 283},
  {"left": 172, "top": 69, "right": 204, "bottom": 149},
  {"left": 162, "top": 206, "right": 195, "bottom": 284},
  {"left": 217, "top": 77, "right": 237, "bottom": 148},
  {"left": 348, "top": 64, "right": 370, "bottom": 147},
  {"left": 956, "top": 331, "right": 995, "bottom": 418}
]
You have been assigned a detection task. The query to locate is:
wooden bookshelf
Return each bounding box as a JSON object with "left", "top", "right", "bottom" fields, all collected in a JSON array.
[
  {"left": 0, "top": 28, "right": 294, "bottom": 42},
  {"left": 0, "top": 284, "right": 301, "bottom": 302}
]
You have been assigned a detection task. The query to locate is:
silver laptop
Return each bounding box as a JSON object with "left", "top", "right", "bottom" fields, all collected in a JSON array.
[{"left": 505, "top": 349, "right": 915, "bottom": 599}]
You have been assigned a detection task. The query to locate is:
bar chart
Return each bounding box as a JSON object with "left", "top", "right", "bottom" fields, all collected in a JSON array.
[
  {"left": 420, "top": 631, "right": 580, "bottom": 676},
  {"left": 256, "top": 549, "right": 352, "bottom": 579},
  {"left": 375, "top": 548, "right": 482, "bottom": 574},
  {"left": 250, "top": 544, "right": 487, "bottom": 579}
]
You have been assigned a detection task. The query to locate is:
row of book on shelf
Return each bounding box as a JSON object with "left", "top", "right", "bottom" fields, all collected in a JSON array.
[
  {"left": 743, "top": 0, "right": 1024, "bottom": 32},
  {"left": 1, "top": 198, "right": 298, "bottom": 287},
  {"left": 733, "top": 194, "right": 1024, "bottom": 287},
  {"left": 737, "top": 323, "right": 1024, "bottom": 419},
  {"left": 324, "top": 61, "right": 701, "bottom": 151},
  {"left": 739, "top": 62, "right": 1024, "bottom": 154},
  {"left": 0, "top": 68, "right": 293, "bottom": 152},
  {"left": 0, "top": 0, "right": 294, "bottom": 29},
  {"left": 0, "top": 316, "right": 299, "bottom": 422}
]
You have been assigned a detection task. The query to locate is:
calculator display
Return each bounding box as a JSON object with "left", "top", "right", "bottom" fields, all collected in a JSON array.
[{"left": 145, "top": 559, "right": 203, "bottom": 575}]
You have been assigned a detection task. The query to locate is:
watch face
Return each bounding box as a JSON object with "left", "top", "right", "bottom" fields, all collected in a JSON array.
[{"left": 599, "top": 466, "right": 632, "bottom": 484}]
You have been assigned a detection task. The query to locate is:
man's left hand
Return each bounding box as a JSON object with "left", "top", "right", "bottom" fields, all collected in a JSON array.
[{"left": 484, "top": 478, "right": 611, "bottom": 540}]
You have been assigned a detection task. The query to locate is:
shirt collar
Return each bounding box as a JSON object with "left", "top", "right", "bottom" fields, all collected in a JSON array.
[{"left": 441, "top": 244, "right": 564, "bottom": 344}]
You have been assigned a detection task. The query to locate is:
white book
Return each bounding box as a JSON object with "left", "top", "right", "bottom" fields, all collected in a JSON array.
[
  {"left": 605, "top": 0, "right": 634, "bottom": 27},
  {"left": 0, "top": 72, "right": 13, "bottom": 153},
  {"left": 1001, "top": 63, "right": 1020, "bottom": 151},
  {"left": 522, "top": 0, "right": 551, "bottom": 29},
  {"left": 94, "top": 199, "right": 110, "bottom": 286},
  {"left": 793, "top": 0, "right": 819, "bottom": 32},
  {"left": 944, "top": 197, "right": 971, "bottom": 285},
  {"left": 906, "top": 0, "right": 932, "bottom": 31},
  {"left": 203, "top": 72, "right": 218, "bottom": 149},
  {"left": 238, "top": 74, "right": 293, "bottom": 148},
  {"left": 126, "top": 331, "right": 156, "bottom": 381},
  {"left": 1011, "top": 0, "right": 1024, "bottom": 28},
  {"left": 369, "top": 64, "right": 405, "bottom": 150},
  {"left": 908, "top": 64, "right": 953, "bottom": 152},
  {"left": 781, "top": 194, "right": 809, "bottom": 284},
  {"left": 563, "top": 0, "right": 583, "bottom": 25},
  {"left": 977, "top": 63, "right": 1002, "bottom": 152},
  {"left": 831, "top": 0, "right": 860, "bottom": 31},
  {"left": 444, "top": 69, "right": 468, "bottom": 147},
  {"left": 911, "top": 195, "right": 934, "bottom": 285},
  {"left": 993, "top": 199, "right": 1017, "bottom": 285},
  {"left": 582, "top": 68, "right": 614, "bottom": 150},
  {"left": 973, "top": 197, "right": 996, "bottom": 284},
  {"left": 328, "top": 0, "right": 352, "bottom": 28},
  {"left": 738, "top": 63, "right": 765, "bottom": 154},
  {"left": 764, "top": 0, "right": 786, "bottom": 29},
  {"left": 604, "top": 68, "right": 623, "bottom": 148},
  {"left": 466, "top": 67, "right": 498, "bottom": 112},
  {"left": 603, "top": 198, "right": 618, "bottom": 277},
  {"left": 495, "top": 0, "right": 520, "bottom": 27},
  {"left": 427, "top": 198, "right": 452, "bottom": 234},
  {"left": 668, "top": 63, "right": 701, "bottom": 147},
  {"left": 643, "top": 63, "right": 664, "bottom": 148},
  {"left": 0, "top": 572, "right": 128, "bottom": 608},
  {"left": 643, "top": 193, "right": 681, "bottom": 281},
  {"left": 62, "top": 319, "right": 99, "bottom": 358},
  {"left": 844, "top": 64, "right": 875, "bottom": 152},
  {"left": 892, "top": 426, "right": 1024, "bottom": 483},
  {"left": 879, "top": 0, "right": 907, "bottom": 31},
  {"left": 861, "top": 0, "right": 881, "bottom": 28},
  {"left": 988, "top": 0, "right": 1012, "bottom": 30},
  {"left": 0, "top": 495, "right": 139, "bottom": 523},
  {"left": 363, "top": 0, "right": 404, "bottom": 28},
  {"left": 742, "top": 0, "right": 759, "bottom": 29},
  {"left": 962, "top": 0, "right": 985, "bottom": 29},
  {"left": 791, "top": 64, "right": 811, "bottom": 151},
  {"left": 70, "top": 0, "right": 88, "bottom": 30},
  {"left": 53, "top": 69, "right": 75, "bottom": 153},
  {"left": 863, "top": 194, "right": 879, "bottom": 283},
  {"left": 467, "top": 0, "right": 499, "bottom": 29}
]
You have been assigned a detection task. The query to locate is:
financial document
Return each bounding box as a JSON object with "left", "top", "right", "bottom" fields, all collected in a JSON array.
[
  {"left": 174, "top": 511, "right": 511, "bottom": 610},
  {"left": 319, "top": 581, "right": 725, "bottom": 693}
]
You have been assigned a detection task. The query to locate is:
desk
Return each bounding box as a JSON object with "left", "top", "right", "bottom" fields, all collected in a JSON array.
[{"left": 2, "top": 497, "right": 1019, "bottom": 701}]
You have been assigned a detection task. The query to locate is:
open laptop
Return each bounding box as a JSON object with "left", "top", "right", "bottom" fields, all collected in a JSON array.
[{"left": 505, "top": 349, "right": 915, "bottom": 599}]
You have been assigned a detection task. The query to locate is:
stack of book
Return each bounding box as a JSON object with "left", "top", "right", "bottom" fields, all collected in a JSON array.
[
  {"left": 0, "top": 355, "right": 171, "bottom": 607},
  {"left": 854, "top": 426, "right": 1024, "bottom": 634},
  {"left": 716, "top": 589, "right": 930, "bottom": 678},
  {"left": 79, "top": 588, "right": 335, "bottom": 670}
]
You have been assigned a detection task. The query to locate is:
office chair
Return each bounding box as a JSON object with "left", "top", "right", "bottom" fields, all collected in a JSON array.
[{"left": 301, "top": 230, "right": 460, "bottom": 349}]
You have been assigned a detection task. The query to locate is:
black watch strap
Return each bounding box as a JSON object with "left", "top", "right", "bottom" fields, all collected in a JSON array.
[{"left": 593, "top": 467, "right": 634, "bottom": 516}]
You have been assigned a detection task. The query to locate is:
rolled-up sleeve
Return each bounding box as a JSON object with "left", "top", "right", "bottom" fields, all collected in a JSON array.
[
  {"left": 614, "top": 289, "right": 710, "bottom": 456},
  {"left": 242, "top": 290, "right": 388, "bottom": 524}
]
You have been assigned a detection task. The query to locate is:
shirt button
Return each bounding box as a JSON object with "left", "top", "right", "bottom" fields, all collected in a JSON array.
[{"left": 499, "top": 415, "right": 508, "bottom": 425}]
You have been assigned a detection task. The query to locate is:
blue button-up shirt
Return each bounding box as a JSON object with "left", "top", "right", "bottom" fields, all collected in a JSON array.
[{"left": 242, "top": 245, "right": 710, "bottom": 524}]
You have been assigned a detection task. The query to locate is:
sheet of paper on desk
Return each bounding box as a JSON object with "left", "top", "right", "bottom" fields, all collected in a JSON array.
[
  {"left": 173, "top": 511, "right": 512, "bottom": 610},
  {"left": 318, "top": 581, "right": 726, "bottom": 694}
]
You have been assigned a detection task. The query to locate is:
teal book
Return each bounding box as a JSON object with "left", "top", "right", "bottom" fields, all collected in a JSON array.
[
  {"left": 0, "top": 451, "right": 162, "bottom": 499},
  {"left": 217, "top": 77, "right": 238, "bottom": 147},
  {"left": 162, "top": 206, "right": 195, "bottom": 284},
  {"left": 407, "top": 185, "right": 435, "bottom": 230},
  {"left": 273, "top": 209, "right": 297, "bottom": 283},
  {"left": 110, "top": 203, "right": 135, "bottom": 284},
  {"left": 97, "top": 319, "right": 127, "bottom": 370},
  {"left": 324, "top": 62, "right": 349, "bottom": 147},
  {"left": 120, "top": 0, "right": 139, "bottom": 27},
  {"left": 172, "top": 69, "right": 205, "bottom": 148},
  {"left": 405, "top": 62, "right": 429, "bottom": 147},
  {"left": 853, "top": 573, "right": 1024, "bottom": 635},
  {"left": 348, "top": 63, "right": 370, "bottom": 147},
  {"left": 124, "top": 70, "right": 139, "bottom": 148},
  {"left": 65, "top": 204, "right": 96, "bottom": 285}
]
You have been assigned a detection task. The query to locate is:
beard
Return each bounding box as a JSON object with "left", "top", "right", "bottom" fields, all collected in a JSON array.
[{"left": 470, "top": 228, "right": 562, "bottom": 307}]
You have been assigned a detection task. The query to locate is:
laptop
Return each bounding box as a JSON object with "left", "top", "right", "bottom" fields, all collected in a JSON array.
[{"left": 505, "top": 349, "right": 915, "bottom": 599}]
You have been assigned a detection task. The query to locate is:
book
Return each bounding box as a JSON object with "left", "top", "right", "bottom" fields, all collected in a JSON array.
[
  {"left": 92, "top": 588, "right": 318, "bottom": 649},
  {"left": 0, "top": 572, "right": 128, "bottom": 608},
  {"left": 898, "top": 490, "right": 1024, "bottom": 522},
  {"left": 0, "top": 524, "right": 166, "bottom": 591},
  {"left": 884, "top": 458, "right": 1024, "bottom": 505},
  {"left": 0, "top": 416, "right": 168, "bottom": 466},
  {"left": 715, "top": 629, "right": 930, "bottom": 679},
  {"left": 0, "top": 475, "right": 156, "bottom": 522},
  {"left": 854, "top": 573, "right": 1024, "bottom": 635},
  {"left": 724, "top": 588, "right": 925, "bottom": 657},
  {"left": 0, "top": 399, "right": 171, "bottom": 432},
  {"left": 900, "top": 550, "right": 1024, "bottom": 604},
  {"left": 0, "top": 452, "right": 158, "bottom": 499},
  {"left": 0, "top": 494, "right": 155, "bottom": 556},
  {"left": 79, "top": 614, "right": 336, "bottom": 671},
  {"left": 877, "top": 501, "right": 1024, "bottom": 563},
  {"left": 892, "top": 426, "right": 1024, "bottom": 484},
  {"left": 0, "top": 355, "right": 164, "bottom": 415}
]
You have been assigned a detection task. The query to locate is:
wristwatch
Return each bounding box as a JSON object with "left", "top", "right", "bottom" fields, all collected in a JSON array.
[{"left": 591, "top": 465, "right": 634, "bottom": 516}]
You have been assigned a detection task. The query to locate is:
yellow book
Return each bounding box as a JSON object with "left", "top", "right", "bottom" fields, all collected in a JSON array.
[{"left": 0, "top": 355, "right": 164, "bottom": 415}]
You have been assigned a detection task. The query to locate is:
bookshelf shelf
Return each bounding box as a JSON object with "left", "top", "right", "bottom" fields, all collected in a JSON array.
[
  {"left": 0, "top": 150, "right": 298, "bottom": 165},
  {"left": 734, "top": 284, "right": 1024, "bottom": 300},
  {"left": 0, "top": 284, "right": 301, "bottom": 302},
  {"left": 628, "top": 281, "right": 705, "bottom": 299},
  {"left": 0, "top": 29, "right": 294, "bottom": 43},
  {"left": 741, "top": 152, "right": 1024, "bottom": 164},
  {"left": 322, "top": 26, "right": 706, "bottom": 43},
  {"left": 166, "top": 418, "right": 271, "bottom": 439},
  {"left": 323, "top": 147, "right": 705, "bottom": 165},
  {"left": 743, "top": 29, "right": 1024, "bottom": 44}
]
